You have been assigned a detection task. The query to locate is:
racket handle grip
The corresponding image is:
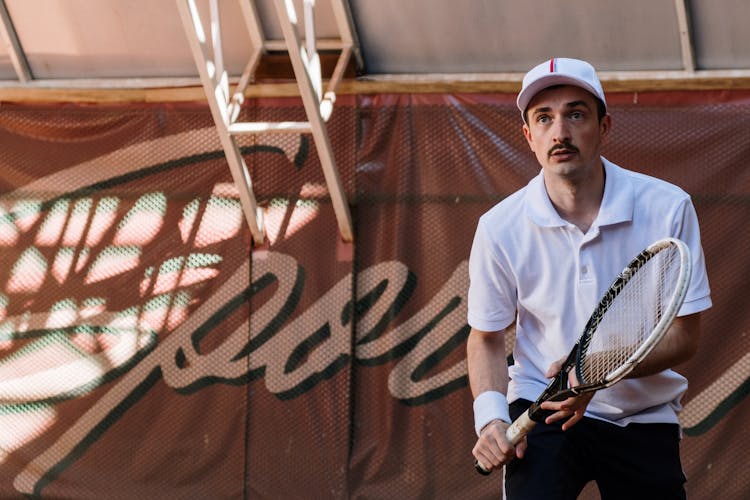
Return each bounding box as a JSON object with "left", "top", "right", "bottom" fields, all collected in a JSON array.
[
  {"left": 505, "top": 409, "right": 536, "bottom": 445},
  {"left": 474, "top": 410, "right": 537, "bottom": 476},
  {"left": 474, "top": 460, "right": 491, "bottom": 475}
]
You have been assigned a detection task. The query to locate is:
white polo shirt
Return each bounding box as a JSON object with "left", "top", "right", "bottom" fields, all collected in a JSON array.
[{"left": 468, "top": 157, "right": 712, "bottom": 426}]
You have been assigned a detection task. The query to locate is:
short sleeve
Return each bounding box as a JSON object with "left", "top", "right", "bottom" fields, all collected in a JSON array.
[
  {"left": 674, "top": 197, "right": 712, "bottom": 315},
  {"left": 467, "top": 217, "right": 517, "bottom": 332}
]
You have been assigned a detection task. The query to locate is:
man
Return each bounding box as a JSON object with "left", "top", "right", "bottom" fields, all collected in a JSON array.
[{"left": 466, "top": 58, "right": 712, "bottom": 499}]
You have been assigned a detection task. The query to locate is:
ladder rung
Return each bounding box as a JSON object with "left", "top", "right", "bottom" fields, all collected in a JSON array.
[
  {"left": 228, "top": 121, "right": 311, "bottom": 134},
  {"left": 264, "top": 38, "right": 346, "bottom": 52}
]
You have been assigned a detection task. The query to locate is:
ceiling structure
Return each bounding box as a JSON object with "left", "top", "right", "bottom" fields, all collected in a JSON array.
[
  {"left": 1, "top": 0, "right": 749, "bottom": 94},
  {"left": 1, "top": 0, "right": 748, "bottom": 244}
]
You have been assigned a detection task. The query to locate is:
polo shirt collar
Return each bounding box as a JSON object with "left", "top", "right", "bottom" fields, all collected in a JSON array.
[{"left": 524, "top": 157, "right": 634, "bottom": 228}]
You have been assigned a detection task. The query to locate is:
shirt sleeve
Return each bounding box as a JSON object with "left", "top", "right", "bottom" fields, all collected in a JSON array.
[
  {"left": 674, "top": 197, "right": 712, "bottom": 315},
  {"left": 467, "top": 217, "right": 517, "bottom": 332}
]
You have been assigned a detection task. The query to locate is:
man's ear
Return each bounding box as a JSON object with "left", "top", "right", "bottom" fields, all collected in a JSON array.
[
  {"left": 522, "top": 124, "right": 535, "bottom": 151},
  {"left": 599, "top": 114, "right": 612, "bottom": 143}
]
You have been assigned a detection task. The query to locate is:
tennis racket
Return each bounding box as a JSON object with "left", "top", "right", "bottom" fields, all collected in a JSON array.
[{"left": 475, "top": 237, "right": 692, "bottom": 475}]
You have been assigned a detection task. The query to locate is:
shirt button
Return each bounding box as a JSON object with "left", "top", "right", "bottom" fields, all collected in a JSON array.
[{"left": 581, "top": 265, "right": 588, "bottom": 274}]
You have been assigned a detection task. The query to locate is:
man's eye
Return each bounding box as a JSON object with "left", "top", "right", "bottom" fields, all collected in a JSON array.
[
  {"left": 536, "top": 115, "right": 550, "bottom": 124},
  {"left": 570, "top": 111, "right": 584, "bottom": 120}
]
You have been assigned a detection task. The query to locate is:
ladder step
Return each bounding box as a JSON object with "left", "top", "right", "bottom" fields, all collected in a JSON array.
[{"left": 228, "top": 121, "right": 311, "bottom": 134}]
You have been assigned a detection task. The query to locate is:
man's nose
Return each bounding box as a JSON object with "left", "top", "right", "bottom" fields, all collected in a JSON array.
[{"left": 552, "top": 118, "right": 571, "bottom": 143}]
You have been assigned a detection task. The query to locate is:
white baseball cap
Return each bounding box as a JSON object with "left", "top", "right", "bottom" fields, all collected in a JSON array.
[{"left": 516, "top": 57, "right": 607, "bottom": 122}]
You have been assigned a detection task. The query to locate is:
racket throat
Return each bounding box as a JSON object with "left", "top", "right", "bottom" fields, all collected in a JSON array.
[{"left": 527, "top": 387, "right": 579, "bottom": 423}]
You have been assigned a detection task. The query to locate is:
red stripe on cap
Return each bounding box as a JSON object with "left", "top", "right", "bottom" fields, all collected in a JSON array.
[{"left": 549, "top": 58, "right": 555, "bottom": 72}]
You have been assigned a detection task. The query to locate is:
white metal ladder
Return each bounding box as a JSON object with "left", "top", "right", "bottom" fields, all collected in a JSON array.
[{"left": 176, "top": 0, "right": 358, "bottom": 245}]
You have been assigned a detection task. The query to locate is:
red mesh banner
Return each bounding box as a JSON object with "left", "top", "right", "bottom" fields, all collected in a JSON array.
[{"left": 0, "top": 91, "right": 747, "bottom": 499}]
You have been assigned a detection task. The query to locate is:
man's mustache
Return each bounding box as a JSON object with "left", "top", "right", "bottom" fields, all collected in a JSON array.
[{"left": 548, "top": 142, "right": 579, "bottom": 156}]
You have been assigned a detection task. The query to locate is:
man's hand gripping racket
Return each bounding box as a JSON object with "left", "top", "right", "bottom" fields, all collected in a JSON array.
[{"left": 475, "top": 238, "right": 692, "bottom": 475}]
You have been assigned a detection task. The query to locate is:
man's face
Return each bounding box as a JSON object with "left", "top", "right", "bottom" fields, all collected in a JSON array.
[{"left": 522, "top": 85, "right": 610, "bottom": 181}]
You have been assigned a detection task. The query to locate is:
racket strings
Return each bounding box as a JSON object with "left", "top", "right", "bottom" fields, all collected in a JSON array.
[{"left": 579, "top": 245, "right": 682, "bottom": 383}]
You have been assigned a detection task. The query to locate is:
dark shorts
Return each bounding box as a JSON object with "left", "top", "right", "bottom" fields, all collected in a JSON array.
[{"left": 504, "top": 399, "right": 687, "bottom": 500}]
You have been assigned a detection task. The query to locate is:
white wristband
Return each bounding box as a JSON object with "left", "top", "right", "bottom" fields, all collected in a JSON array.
[{"left": 473, "top": 391, "right": 510, "bottom": 436}]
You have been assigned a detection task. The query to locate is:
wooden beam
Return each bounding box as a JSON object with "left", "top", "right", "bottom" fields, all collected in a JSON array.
[
  {"left": 674, "top": 0, "right": 696, "bottom": 72},
  {"left": 0, "top": 0, "right": 31, "bottom": 82},
  {"left": 2, "top": 72, "right": 750, "bottom": 104}
]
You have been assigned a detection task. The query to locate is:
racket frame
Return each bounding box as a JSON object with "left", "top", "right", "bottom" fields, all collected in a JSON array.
[{"left": 582, "top": 238, "right": 692, "bottom": 387}]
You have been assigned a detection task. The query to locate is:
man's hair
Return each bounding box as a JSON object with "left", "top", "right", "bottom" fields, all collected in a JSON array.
[
  {"left": 593, "top": 98, "right": 607, "bottom": 121},
  {"left": 522, "top": 86, "right": 607, "bottom": 124}
]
